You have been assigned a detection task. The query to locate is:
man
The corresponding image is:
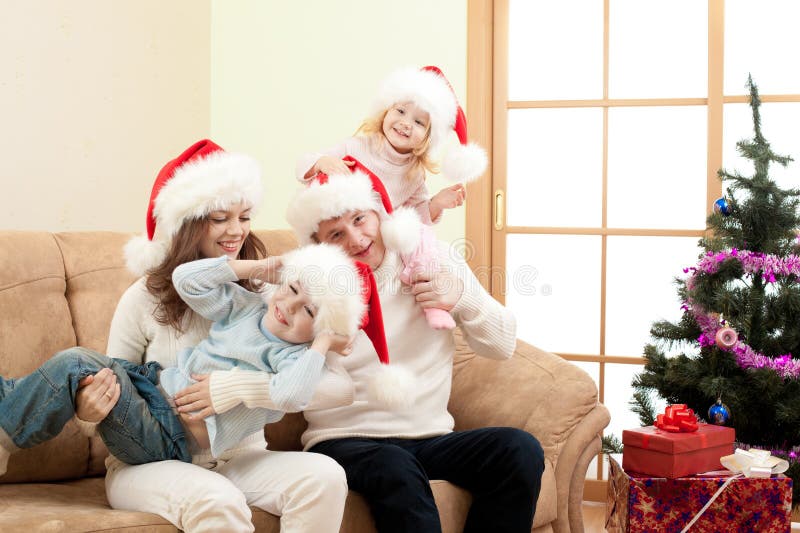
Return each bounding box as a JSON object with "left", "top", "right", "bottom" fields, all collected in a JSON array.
[{"left": 283, "top": 165, "right": 545, "bottom": 533}]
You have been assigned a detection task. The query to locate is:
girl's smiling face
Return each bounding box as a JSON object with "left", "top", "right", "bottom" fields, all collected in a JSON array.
[{"left": 382, "top": 101, "right": 430, "bottom": 154}]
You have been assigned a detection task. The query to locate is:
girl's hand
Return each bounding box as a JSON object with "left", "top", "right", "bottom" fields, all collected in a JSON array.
[
  {"left": 409, "top": 269, "right": 464, "bottom": 312},
  {"left": 174, "top": 374, "right": 215, "bottom": 419},
  {"left": 429, "top": 183, "right": 466, "bottom": 221},
  {"left": 312, "top": 332, "right": 356, "bottom": 356},
  {"left": 75, "top": 367, "right": 120, "bottom": 423},
  {"left": 313, "top": 156, "right": 355, "bottom": 177}
]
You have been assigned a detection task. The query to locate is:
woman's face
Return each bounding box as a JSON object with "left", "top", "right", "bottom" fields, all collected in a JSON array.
[
  {"left": 199, "top": 202, "right": 252, "bottom": 259},
  {"left": 315, "top": 210, "right": 385, "bottom": 270}
]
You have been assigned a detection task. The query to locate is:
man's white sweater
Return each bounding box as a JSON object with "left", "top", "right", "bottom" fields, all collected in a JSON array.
[{"left": 300, "top": 247, "right": 516, "bottom": 449}]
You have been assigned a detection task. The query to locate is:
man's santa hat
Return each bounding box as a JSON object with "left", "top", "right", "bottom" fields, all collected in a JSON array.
[
  {"left": 279, "top": 243, "right": 412, "bottom": 408},
  {"left": 372, "top": 65, "right": 488, "bottom": 183},
  {"left": 286, "top": 156, "right": 422, "bottom": 255},
  {"left": 124, "top": 139, "right": 263, "bottom": 276}
]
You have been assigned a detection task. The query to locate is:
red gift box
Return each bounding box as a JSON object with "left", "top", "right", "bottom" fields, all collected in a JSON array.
[
  {"left": 622, "top": 423, "right": 735, "bottom": 478},
  {"left": 606, "top": 455, "right": 792, "bottom": 533}
]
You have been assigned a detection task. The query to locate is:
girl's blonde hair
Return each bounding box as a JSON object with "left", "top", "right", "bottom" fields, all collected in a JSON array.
[{"left": 356, "top": 106, "right": 438, "bottom": 181}]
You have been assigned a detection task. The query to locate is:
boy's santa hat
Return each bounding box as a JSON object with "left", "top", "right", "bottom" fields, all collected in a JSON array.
[
  {"left": 286, "top": 156, "right": 422, "bottom": 255},
  {"left": 371, "top": 65, "right": 488, "bottom": 183},
  {"left": 124, "top": 139, "right": 263, "bottom": 276},
  {"left": 279, "top": 243, "right": 412, "bottom": 408}
]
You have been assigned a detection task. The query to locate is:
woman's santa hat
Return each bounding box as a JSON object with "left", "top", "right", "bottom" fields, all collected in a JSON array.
[
  {"left": 124, "top": 139, "right": 263, "bottom": 276},
  {"left": 286, "top": 156, "right": 422, "bottom": 255},
  {"left": 279, "top": 243, "right": 412, "bottom": 408},
  {"left": 372, "top": 65, "right": 488, "bottom": 183}
]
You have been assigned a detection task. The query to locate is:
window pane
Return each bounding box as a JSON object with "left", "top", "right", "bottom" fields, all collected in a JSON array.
[
  {"left": 725, "top": 0, "right": 800, "bottom": 95},
  {"left": 604, "top": 363, "right": 668, "bottom": 449},
  {"left": 607, "top": 106, "right": 707, "bottom": 229},
  {"left": 508, "top": 0, "right": 603, "bottom": 100},
  {"left": 605, "top": 236, "right": 702, "bottom": 356},
  {"left": 609, "top": 0, "right": 707, "bottom": 98},
  {"left": 507, "top": 108, "right": 603, "bottom": 227},
  {"left": 722, "top": 102, "right": 800, "bottom": 192},
  {"left": 506, "top": 234, "right": 601, "bottom": 354}
]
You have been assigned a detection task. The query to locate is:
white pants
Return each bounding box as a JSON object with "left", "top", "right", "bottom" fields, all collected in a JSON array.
[{"left": 105, "top": 438, "right": 347, "bottom": 533}]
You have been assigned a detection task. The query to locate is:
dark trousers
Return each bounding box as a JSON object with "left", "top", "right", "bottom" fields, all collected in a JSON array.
[{"left": 310, "top": 427, "right": 544, "bottom": 533}]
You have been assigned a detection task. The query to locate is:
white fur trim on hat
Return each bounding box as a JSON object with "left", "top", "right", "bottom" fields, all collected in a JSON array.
[
  {"left": 371, "top": 67, "right": 457, "bottom": 155},
  {"left": 441, "top": 142, "right": 488, "bottom": 183},
  {"left": 124, "top": 234, "right": 170, "bottom": 277},
  {"left": 368, "top": 364, "right": 414, "bottom": 409},
  {"left": 279, "top": 243, "right": 366, "bottom": 337},
  {"left": 380, "top": 207, "right": 422, "bottom": 255},
  {"left": 154, "top": 151, "right": 263, "bottom": 239},
  {"left": 286, "top": 171, "right": 385, "bottom": 245}
]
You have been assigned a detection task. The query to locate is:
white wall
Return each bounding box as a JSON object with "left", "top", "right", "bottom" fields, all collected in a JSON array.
[
  {"left": 0, "top": 0, "right": 468, "bottom": 243},
  {"left": 210, "top": 0, "right": 468, "bottom": 244},
  {"left": 0, "top": 1, "right": 211, "bottom": 232}
]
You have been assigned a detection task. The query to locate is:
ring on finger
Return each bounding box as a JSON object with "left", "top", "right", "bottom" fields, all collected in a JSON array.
[{"left": 105, "top": 391, "right": 113, "bottom": 399}]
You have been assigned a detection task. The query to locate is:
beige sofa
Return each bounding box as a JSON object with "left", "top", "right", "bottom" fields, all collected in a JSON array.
[{"left": 0, "top": 229, "right": 610, "bottom": 533}]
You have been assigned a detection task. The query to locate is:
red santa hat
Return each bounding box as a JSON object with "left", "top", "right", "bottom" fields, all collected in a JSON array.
[
  {"left": 286, "top": 156, "right": 422, "bottom": 255},
  {"left": 124, "top": 139, "right": 263, "bottom": 276},
  {"left": 371, "top": 65, "right": 488, "bottom": 183},
  {"left": 278, "top": 243, "right": 412, "bottom": 408}
]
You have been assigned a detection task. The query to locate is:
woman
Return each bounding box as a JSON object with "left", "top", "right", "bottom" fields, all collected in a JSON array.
[{"left": 74, "top": 139, "right": 348, "bottom": 533}]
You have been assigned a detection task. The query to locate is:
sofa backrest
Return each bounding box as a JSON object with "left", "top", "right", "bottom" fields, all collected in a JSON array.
[{"left": 0, "top": 229, "right": 301, "bottom": 483}]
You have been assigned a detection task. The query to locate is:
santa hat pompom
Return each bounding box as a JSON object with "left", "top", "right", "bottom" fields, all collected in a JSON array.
[
  {"left": 124, "top": 233, "right": 169, "bottom": 277},
  {"left": 368, "top": 364, "right": 414, "bottom": 409},
  {"left": 380, "top": 207, "right": 423, "bottom": 255},
  {"left": 441, "top": 142, "right": 488, "bottom": 183}
]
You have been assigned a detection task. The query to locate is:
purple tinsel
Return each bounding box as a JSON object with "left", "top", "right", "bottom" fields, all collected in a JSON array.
[{"left": 685, "top": 249, "right": 800, "bottom": 379}]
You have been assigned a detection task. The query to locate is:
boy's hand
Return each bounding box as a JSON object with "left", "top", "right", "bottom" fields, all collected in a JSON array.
[
  {"left": 312, "top": 331, "right": 356, "bottom": 356},
  {"left": 252, "top": 256, "right": 283, "bottom": 285},
  {"left": 312, "top": 156, "right": 355, "bottom": 177}
]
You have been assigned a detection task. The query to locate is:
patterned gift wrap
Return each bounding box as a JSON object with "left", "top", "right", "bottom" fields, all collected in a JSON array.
[{"left": 606, "top": 455, "right": 792, "bottom": 533}]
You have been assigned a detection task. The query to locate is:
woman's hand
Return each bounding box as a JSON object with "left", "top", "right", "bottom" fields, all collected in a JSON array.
[
  {"left": 409, "top": 269, "right": 464, "bottom": 312},
  {"left": 174, "top": 374, "right": 215, "bottom": 419},
  {"left": 75, "top": 367, "right": 120, "bottom": 423},
  {"left": 312, "top": 156, "right": 355, "bottom": 177}
]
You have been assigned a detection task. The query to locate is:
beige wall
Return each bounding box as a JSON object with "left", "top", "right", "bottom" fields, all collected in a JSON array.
[
  {"left": 0, "top": 1, "right": 210, "bottom": 232},
  {"left": 1, "top": 1, "right": 468, "bottom": 243}
]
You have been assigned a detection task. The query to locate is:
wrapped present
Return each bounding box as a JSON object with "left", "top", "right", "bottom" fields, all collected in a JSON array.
[
  {"left": 606, "top": 455, "right": 792, "bottom": 533},
  {"left": 623, "top": 422, "right": 735, "bottom": 478}
]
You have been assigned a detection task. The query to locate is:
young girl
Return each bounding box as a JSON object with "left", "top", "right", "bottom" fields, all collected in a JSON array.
[
  {"left": 0, "top": 243, "right": 373, "bottom": 470},
  {"left": 72, "top": 139, "right": 352, "bottom": 533},
  {"left": 295, "top": 66, "right": 488, "bottom": 330}
]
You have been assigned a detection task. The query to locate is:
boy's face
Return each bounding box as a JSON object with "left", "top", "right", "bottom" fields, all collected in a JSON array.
[{"left": 262, "top": 281, "right": 317, "bottom": 344}]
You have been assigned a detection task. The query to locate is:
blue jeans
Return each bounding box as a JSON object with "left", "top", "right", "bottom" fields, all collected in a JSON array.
[
  {"left": 310, "top": 427, "right": 545, "bottom": 533},
  {"left": 0, "top": 347, "right": 190, "bottom": 465}
]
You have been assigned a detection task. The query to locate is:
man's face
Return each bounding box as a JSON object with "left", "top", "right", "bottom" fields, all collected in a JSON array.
[{"left": 315, "top": 210, "right": 385, "bottom": 270}]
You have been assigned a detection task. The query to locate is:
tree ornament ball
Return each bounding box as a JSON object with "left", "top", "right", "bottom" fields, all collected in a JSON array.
[
  {"left": 708, "top": 399, "right": 731, "bottom": 425},
  {"left": 715, "top": 327, "right": 738, "bottom": 348},
  {"left": 713, "top": 197, "right": 731, "bottom": 216}
]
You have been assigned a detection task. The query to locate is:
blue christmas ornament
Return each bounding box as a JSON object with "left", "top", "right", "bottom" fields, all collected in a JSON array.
[
  {"left": 708, "top": 399, "right": 731, "bottom": 425},
  {"left": 713, "top": 197, "right": 731, "bottom": 216}
]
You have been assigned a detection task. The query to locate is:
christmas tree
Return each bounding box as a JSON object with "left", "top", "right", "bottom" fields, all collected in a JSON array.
[{"left": 632, "top": 75, "right": 800, "bottom": 504}]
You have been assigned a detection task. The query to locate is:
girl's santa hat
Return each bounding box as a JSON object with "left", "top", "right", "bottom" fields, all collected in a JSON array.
[
  {"left": 371, "top": 65, "right": 488, "bottom": 183},
  {"left": 124, "top": 139, "right": 263, "bottom": 276},
  {"left": 286, "top": 156, "right": 422, "bottom": 255},
  {"left": 279, "top": 243, "right": 412, "bottom": 409}
]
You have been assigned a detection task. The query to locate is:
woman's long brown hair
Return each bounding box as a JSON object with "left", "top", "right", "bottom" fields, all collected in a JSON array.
[{"left": 145, "top": 217, "right": 267, "bottom": 332}]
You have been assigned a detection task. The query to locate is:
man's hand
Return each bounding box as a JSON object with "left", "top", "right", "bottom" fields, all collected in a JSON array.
[{"left": 409, "top": 269, "right": 463, "bottom": 312}]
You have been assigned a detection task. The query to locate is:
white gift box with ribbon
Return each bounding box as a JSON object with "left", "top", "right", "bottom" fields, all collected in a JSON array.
[{"left": 720, "top": 448, "right": 790, "bottom": 478}]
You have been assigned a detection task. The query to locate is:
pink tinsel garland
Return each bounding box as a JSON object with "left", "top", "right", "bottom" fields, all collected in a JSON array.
[{"left": 683, "top": 248, "right": 800, "bottom": 379}]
